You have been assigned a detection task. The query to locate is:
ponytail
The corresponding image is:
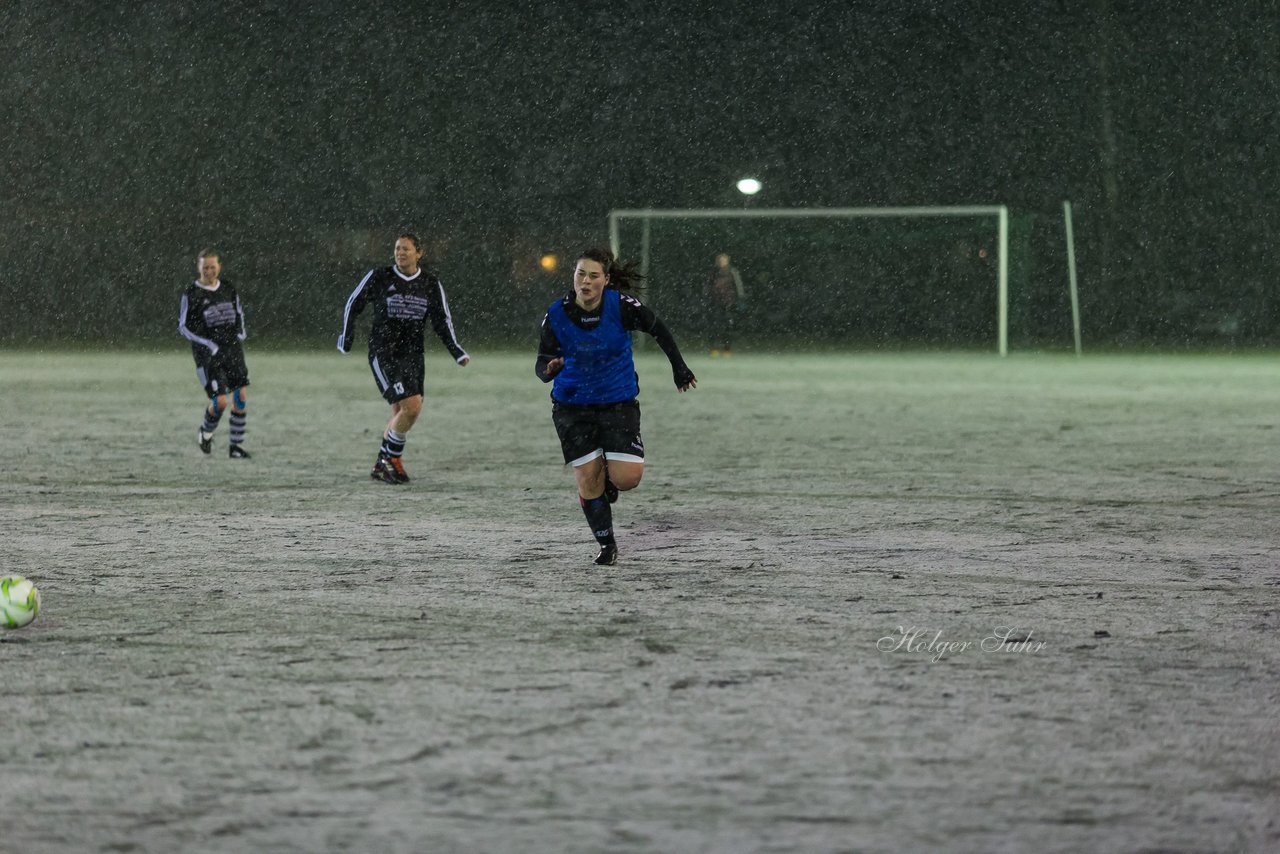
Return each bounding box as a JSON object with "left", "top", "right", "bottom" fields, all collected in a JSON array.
[{"left": 577, "top": 247, "right": 644, "bottom": 292}]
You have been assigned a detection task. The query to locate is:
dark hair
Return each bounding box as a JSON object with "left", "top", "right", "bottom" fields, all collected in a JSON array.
[
  {"left": 577, "top": 247, "right": 644, "bottom": 291},
  {"left": 197, "top": 248, "right": 220, "bottom": 261},
  {"left": 397, "top": 232, "right": 422, "bottom": 252}
]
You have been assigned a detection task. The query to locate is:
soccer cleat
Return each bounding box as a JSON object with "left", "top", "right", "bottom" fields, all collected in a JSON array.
[
  {"left": 603, "top": 473, "right": 618, "bottom": 504},
  {"left": 593, "top": 543, "right": 618, "bottom": 566},
  {"left": 387, "top": 455, "right": 410, "bottom": 484},
  {"left": 370, "top": 453, "right": 403, "bottom": 484},
  {"left": 370, "top": 455, "right": 397, "bottom": 484},
  {"left": 198, "top": 429, "right": 213, "bottom": 455},
  {"left": 228, "top": 444, "right": 251, "bottom": 459}
]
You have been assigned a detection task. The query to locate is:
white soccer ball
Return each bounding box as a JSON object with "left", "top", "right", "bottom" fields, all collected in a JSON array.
[{"left": 0, "top": 575, "right": 40, "bottom": 629}]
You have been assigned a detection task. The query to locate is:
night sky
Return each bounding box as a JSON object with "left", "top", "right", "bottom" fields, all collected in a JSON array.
[{"left": 2, "top": 0, "right": 1276, "bottom": 345}]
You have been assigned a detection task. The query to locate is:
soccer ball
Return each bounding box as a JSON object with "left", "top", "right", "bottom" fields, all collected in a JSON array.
[{"left": 0, "top": 575, "right": 40, "bottom": 629}]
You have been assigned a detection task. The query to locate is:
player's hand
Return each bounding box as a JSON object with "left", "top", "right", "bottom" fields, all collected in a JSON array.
[
  {"left": 674, "top": 366, "right": 697, "bottom": 392},
  {"left": 458, "top": 355, "right": 470, "bottom": 366},
  {"left": 545, "top": 357, "right": 564, "bottom": 376}
]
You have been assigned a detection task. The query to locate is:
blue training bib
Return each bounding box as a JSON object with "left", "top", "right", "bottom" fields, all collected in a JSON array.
[{"left": 547, "top": 290, "right": 639, "bottom": 404}]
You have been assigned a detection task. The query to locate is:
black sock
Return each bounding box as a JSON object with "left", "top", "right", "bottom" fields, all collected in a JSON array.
[{"left": 579, "top": 495, "right": 615, "bottom": 545}]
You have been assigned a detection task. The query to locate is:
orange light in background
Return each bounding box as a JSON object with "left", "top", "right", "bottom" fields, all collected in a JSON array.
[
  {"left": 978, "top": 248, "right": 988, "bottom": 259},
  {"left": 539, "top": 254, "right": 558, "bottom": 273}
]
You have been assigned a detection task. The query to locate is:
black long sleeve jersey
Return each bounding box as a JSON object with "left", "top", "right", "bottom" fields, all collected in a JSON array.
[
  {"left": 535, "top": 290, "right": 695, "bottom": 389},
  {"left": 338, "top": 266, "right": 468, "bottom": 362},
  {"left": 178, "top": 280, "right": 246, "bottom": 357}
]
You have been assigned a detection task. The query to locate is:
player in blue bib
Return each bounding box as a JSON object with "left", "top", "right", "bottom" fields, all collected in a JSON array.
[{"left": 536, "top": 248, "right": 697, "bottom": 566}]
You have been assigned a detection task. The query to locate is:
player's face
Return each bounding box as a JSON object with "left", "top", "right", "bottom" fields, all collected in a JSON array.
[
  {"left": 197, "top": 255, "right": 220, "bottom": 285},
  {"left": 573, "top": 260, "right": 609, "bottom": 309},
  {"left": 394, "top": 239, "right": 423, "bottom": 274}
]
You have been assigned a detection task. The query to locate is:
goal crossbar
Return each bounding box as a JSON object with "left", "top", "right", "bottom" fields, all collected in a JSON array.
[{"left": 608, "top": 205, "right": 1011, "bottom": 355}]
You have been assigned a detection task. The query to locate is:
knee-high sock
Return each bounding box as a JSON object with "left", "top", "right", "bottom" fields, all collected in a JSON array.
[
  {"left": 229, "top": 410, "right": 247, "bottom": 446},
  {"left": 579, "top": 495, "right": 614, "bottom": 545},
  {"left": 381, "top": 429, "right": 406, "bottom": 458},
  {"left": 201, "top": 403, "right": 224, "bottom": 435}
]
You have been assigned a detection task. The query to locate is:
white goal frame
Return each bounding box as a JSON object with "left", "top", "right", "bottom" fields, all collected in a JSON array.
[{"left": 608, "top": 205, "right": 1012, "bottom": 355}]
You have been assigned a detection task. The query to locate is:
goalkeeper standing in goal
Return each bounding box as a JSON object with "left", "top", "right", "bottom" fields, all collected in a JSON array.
[
  {"left": 338, "top": 233, "right": 470, "bottom": 484},
  {"left": 179, "top": 248, "right": 252, "bottom": 458},
  {"left": 705, "top": 252, "right": 746, "bottom": 355},
  {"left": 535, "top": 247, "right": 697, "bottom": 566}
]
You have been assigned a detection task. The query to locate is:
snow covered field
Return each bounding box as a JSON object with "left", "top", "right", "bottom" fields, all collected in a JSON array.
[{"left": 2, "top": 349, "right": 1277, "bottom": 853}]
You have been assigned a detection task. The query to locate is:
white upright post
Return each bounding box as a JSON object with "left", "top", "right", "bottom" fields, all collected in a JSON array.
[
  {"left": 636, "top": 214, "right": 653, "bottom": 350},
  {"left": 608, "top": 211, "right": 621, "bottom": 259},
  {"left": 998, "top": 204, "right": 1009, "bottom": 357},
  {"left": 640, "top": 213, "right": 652, "bottom": 283},
  {"left": 1063, "top": 200, "right": 1083, "bottom": 356}
]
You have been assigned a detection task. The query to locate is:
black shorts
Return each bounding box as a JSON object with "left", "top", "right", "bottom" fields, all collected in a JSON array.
[
  {"left": 551, "top": 400, "right": 645, "bottom": 466},
  {"left": 194, "top": 345, "right": 250, "bottom": 397},
  {"left": 369, "top": 350, "right": 424, "bottom": 404}
]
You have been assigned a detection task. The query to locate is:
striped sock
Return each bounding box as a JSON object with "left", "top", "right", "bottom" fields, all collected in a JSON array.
[
  {"left": 229, "top": 411, "right": 247, "bottom": 446},
  {"left": 201, "top": 405, "right": 223, "bottom": 436},
  {"left": 382, "top": 429, "right": 406, "bottom": 458}
]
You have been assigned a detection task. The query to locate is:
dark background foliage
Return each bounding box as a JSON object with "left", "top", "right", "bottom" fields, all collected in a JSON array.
[{"left": 3, "top": 0, "right": 1275, "bottom": 348}]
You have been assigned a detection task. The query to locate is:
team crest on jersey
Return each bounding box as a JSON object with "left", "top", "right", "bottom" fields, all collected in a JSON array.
[
  {"left": 203, "top": 302, "right": 238, "bottom": 327},
  {"left": 386, "top": 293, "right": 430, "bottom": 320}
]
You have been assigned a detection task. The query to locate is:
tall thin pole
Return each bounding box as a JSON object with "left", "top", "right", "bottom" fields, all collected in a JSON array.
[
  {"left": 1063, "top": 200, "right": 1083, "bottom": 356},
  {"left": 640, "top": 214, "right": 652, "bottom": 283},
  {"left": 998, "top": 205, "right": 1009, "bottom": 357},
  {"left": 637, "top": 214, "right": 652, "bottom": 350}
]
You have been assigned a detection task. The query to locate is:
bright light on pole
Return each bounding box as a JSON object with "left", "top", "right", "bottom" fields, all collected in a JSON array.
[{"left": 736, "top": 177, "right": 762, "bottom": 196}]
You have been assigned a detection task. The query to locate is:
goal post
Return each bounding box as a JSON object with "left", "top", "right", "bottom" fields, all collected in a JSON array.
[{"left": 608, "top": 205, "right": 1012, "bottom": 355}]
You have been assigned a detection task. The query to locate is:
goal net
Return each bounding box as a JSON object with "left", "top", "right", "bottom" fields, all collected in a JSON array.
[{"left": 608, "top": 206, "right": 1014, "bottom": 354}]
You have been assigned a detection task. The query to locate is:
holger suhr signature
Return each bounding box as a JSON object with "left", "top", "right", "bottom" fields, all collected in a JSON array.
[{"left": 877, "top": 626, "right": 1047, "bottom": 662}]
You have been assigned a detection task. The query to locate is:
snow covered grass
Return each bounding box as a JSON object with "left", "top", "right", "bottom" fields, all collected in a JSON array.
[{"left": 2, "top": 349, "right": 1277, "bottom": 852}]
